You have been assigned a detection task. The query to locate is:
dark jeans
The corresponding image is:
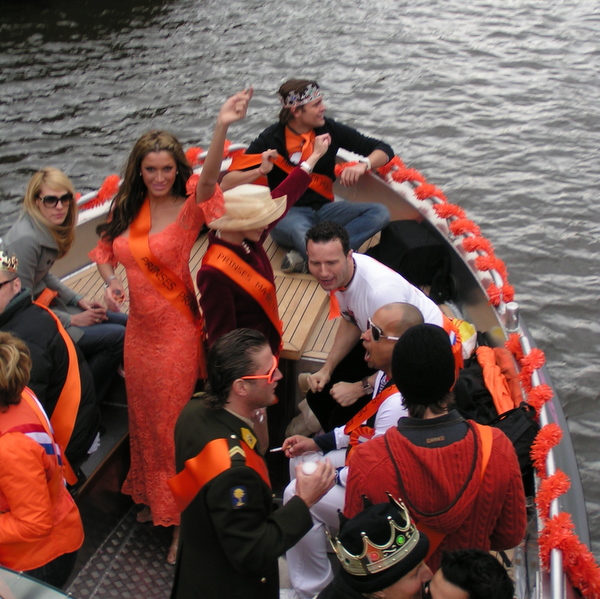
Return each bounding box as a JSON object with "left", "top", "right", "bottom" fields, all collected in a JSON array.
[
  {"left": 77, "top": 310, "right": 127, "bottom": 403},
  {"left": 306, "top": 340, "right": 376, "bottom": 432},
  {"left": 25, "top": 549, "right": 77, "bottom": 589}
]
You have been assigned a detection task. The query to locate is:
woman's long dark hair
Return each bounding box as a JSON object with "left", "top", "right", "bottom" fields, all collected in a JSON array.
[{"left": 96, "top": 130, "right": 193, "bottom": 241}]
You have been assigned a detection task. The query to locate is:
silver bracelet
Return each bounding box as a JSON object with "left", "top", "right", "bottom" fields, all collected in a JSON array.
[
  {"left": 300, "top": 161, "right": 313, "bottom": 174},
  {"left": 104, "top": 275, "right": 117, "bottom": 289}
]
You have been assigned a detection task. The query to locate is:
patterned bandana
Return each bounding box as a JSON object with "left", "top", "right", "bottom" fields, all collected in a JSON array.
[{"left": 281, "top": 83, "right": 322, "bottom": 108}]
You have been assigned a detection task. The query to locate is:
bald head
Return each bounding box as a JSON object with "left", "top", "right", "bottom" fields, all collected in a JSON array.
[
  {"left": 375, "top": 302, "right": 424, "bottom": 337},
  {"left": 362, "top": 303, "right": 424, "bottom": 376}
]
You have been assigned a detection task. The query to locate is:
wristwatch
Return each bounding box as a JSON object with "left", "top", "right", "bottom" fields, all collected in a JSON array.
[
  {"left": 362, "top": 377, "right": 374, "bottom": 395},
  {"left": 357, "top": 156, "right": 372, "bottom": 171}
]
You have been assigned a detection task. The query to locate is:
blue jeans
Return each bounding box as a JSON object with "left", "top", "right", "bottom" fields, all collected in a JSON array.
[
  {"left": 77, "top": 311, "right": 127, "bottom": 404},
  {"left": 270, "top": 200, "right": 390, "bottom": 259}
]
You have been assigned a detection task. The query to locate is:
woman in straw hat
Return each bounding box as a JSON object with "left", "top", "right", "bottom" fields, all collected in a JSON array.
[{"left": 197, "top": 118, "right": 331, "bottom": 358}]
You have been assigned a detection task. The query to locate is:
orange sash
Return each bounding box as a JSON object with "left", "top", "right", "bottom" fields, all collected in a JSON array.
[
  {"left": 202, "top": 244, "right": 283, "bottom": 348},
  {"left": 168, "top": 436, "right": 271, "bottom": 512},
  {"left": 344, "top": 383, "right": 398, "bottom": 463},
  {"left": 20, "top": 387, "right": 74, "bottom": 487},
  {"left": 32, "top": 301, "right": 81, "bottom": 485},
  {"left": 129, "top": 198, "right": 201, "bottom": 326},
  {"left": 228, "top": 153, "right": 334, "bottom": 200},
  {"left": 344, "top": 384, "right": 398, "bottom": 435},
  {"left": 420, "top": 423, "right": 493, "bottom": 560},
  {"left": 129, "top": 199, "right": 206, "bottom": 378}
]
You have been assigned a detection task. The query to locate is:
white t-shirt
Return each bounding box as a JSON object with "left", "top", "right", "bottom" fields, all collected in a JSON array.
[{"left": 335, "top": 253, "right": 443, "bottom": 332}]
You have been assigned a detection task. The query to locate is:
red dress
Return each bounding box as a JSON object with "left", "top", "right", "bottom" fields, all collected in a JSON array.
[{"left": 91, "top": 188, "right": 220, "bottom": 526}]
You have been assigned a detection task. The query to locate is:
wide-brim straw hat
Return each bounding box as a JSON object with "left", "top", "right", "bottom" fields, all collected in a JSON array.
[{"left": 208, "top": 184, "right": 287, "bottom": 232}]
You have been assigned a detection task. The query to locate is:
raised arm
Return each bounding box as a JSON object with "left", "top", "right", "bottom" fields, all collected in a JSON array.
[{"left": 195, "top": 88, "right": 254, "bottom": 204}]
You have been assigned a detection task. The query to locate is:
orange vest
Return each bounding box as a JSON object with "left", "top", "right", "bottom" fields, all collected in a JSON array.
[{"left": 0, "top": 389, "right": 83, "bottom": 570}]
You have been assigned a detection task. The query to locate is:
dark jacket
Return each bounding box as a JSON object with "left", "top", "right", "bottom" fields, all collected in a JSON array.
[
  {"left": 246, "top": 117, "right": 394, "bottom": 209},
  {"left": 171, "top": 398, "right": 313, "bottom": 599},
  {"left": 0, "top": 289, "right": 99, "bottom": 467}
]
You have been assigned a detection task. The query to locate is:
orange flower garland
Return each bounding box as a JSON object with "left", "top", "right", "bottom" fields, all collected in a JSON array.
[{"left": 361, "top": 153, "right": 600, "bottom": 599}]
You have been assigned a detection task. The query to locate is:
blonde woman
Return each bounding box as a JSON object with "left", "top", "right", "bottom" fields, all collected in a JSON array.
[
  {"left": 4, "top": 167, "right": 127, "bottom": 403},
  {"left": 0, "top": 331, "right": 83, "bottom": 588}
]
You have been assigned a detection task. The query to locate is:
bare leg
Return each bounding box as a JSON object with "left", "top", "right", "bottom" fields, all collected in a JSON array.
[
  {"left": 136, "top": 505, "right": 152, "bottom": 523},
  {"left": 167, "top": 525, "right": 180, "bottom": 565}
]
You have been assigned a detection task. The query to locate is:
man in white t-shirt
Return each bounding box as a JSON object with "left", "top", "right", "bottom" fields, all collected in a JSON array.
[
  {"left": 281, "top": 302, "right": 424, "bottom": 599},
  {"left": 302, "top": 221, "right": 444, "bottom": 432}
]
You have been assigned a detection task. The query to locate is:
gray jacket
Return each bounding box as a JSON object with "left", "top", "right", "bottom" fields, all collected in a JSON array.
[{"left": 4, "top": 213, "right": 84, "bottom": 341}]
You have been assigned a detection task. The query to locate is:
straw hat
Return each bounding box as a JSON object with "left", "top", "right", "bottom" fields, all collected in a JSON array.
[{"left": 208, "top": 185, "right": 287, "bottom": 232}]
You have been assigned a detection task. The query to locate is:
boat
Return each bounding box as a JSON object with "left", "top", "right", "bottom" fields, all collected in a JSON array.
[{"left": 3, "top": 144, "right": 595, "bottom": 598}]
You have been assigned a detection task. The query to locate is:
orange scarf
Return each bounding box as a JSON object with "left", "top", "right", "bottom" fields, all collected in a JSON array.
[
  {"left": 227, "top": 153, "right": 334, "bottom": 200},
  {"left": 202, "top": 245, "right": 283, "bottom": 351}
]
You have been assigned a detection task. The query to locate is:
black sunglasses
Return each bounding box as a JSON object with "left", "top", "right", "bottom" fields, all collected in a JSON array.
[
  {"left": 37, "top": 193, "right": 74, "bottom": 208},
  {"left": 367, "top": 318, "right": 401, "bottom": 343},
  {"left": 0, "top": 278, "right": 16, "bottom": 290}
]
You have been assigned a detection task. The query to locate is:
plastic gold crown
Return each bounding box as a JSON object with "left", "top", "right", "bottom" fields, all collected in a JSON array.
[{"left": 327, "top": 497, "right": 420, "bottom": 577}]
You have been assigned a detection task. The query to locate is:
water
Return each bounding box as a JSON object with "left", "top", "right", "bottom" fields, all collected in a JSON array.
[{"left": 1, "top": 0, "right": 599, "bottom": 555}]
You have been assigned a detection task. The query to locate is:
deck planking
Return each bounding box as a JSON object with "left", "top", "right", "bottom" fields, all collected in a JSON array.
[{"left": 62, "top": 232, "right": 329, "bottom": 362}]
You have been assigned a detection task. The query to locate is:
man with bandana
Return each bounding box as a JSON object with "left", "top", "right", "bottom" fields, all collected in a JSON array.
[{"left": 222, "top": 78, "right": 393, "bottom": 273}]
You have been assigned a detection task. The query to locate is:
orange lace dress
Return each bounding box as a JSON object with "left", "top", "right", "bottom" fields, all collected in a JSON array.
[{"left": 90, "top": 186, "right": 222, "bottom": 526}]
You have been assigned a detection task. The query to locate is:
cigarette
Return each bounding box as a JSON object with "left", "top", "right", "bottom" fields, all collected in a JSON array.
[{"left": 269, "top": 446, "right": 284, "bottom": 453}]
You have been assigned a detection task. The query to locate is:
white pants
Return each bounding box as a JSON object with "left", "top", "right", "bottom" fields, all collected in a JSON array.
[{"left": 284, "top": 449, "right": 347, "bottom": 599}]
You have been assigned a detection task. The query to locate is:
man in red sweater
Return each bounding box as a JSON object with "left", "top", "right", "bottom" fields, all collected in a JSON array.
[{"left": 344, "top": 324, "right": 526, "bottom": 571}]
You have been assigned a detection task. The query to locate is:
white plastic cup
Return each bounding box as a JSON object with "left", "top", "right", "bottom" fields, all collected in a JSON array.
[{"left": 301, "top": 451, "right": 323, "bottom": 475}]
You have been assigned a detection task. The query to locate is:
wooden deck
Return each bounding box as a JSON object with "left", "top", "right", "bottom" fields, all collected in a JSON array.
[{"left": 62, "top": 232, "right": 336, "bottom": 362}]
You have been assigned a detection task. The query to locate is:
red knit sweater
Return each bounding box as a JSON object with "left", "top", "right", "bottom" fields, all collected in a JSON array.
[{"left": 344, "top": 416, "right": 526, "bottom": 571}]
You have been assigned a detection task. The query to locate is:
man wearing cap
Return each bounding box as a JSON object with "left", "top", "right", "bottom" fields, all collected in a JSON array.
[
  {"left": 280, "top": 302, "right": 424, "bottom": 599},
  {"left": 169, "top": 329, "right": 335, "bottom": 599},
  {"left": 294, "top": 221, "right": 447, "bottom": 434},
  {"left": 221, "top": 78, "right": 392, "bottom": 273},
  {"left": 317, "top": 495, "right": 432, "bottom": 599},
  {"left": 0, "top": 246, "right": 100, "bottom": 474},
  {"left": 198, "top": 125, "right": 331, "bottom": 357},
  {"left": 344, "top": 324, "right": 526, "bottom": 571}
]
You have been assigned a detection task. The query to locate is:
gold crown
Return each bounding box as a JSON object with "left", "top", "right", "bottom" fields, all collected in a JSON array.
[
  {"left": 0, "top": 249, "right": 18, "bottom": 273},
  {"left": 327, "top": 496, "right": 421, "bottom": 577}
]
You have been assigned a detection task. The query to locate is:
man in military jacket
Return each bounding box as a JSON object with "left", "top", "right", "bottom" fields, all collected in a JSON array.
[{"left": 169, "top": 328, "right": 335, "bottom": 599}]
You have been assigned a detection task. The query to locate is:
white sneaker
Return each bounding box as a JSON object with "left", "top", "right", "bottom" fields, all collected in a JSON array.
[{"left": 281, "top": 250, "right": 307, "bottom": 273}]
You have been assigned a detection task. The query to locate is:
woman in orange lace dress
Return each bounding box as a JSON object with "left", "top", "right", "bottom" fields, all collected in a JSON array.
[{"left": 90, "top": 89, "right": 253, "bottom": 564}]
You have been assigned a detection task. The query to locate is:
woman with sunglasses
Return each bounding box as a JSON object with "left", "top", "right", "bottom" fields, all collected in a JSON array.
[{"left": 4, "top": 167, "right": 127, "bottom": 405}]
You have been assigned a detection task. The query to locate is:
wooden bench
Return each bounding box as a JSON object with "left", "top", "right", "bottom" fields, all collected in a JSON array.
[{"left": 63, "top": 232, "right": 330, "bottom": 362}]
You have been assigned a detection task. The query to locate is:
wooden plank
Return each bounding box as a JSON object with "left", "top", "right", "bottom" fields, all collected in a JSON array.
[{"left": 62, "top": 234, "right": 331, "bottom": 363}]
